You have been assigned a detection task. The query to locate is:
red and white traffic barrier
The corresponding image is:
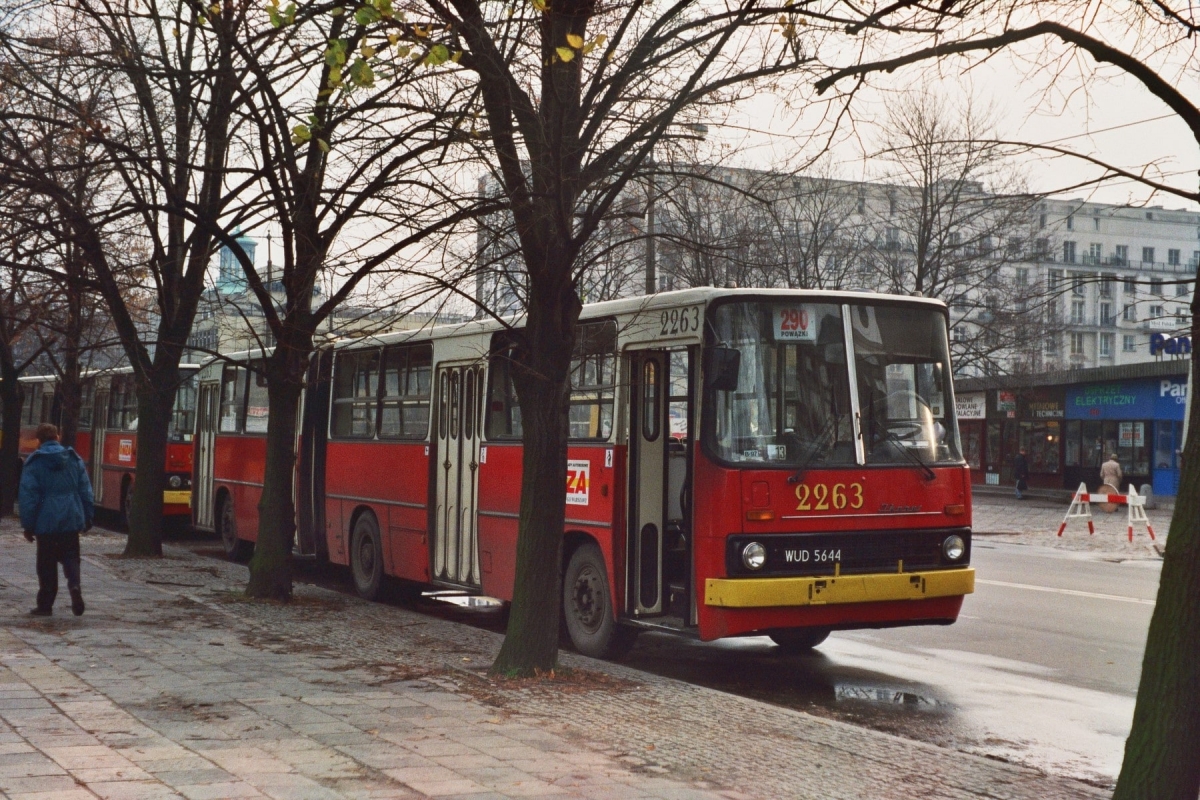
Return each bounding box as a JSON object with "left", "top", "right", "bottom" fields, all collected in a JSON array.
[{"left": 1056, "top": 482, "right": 1156, "bottom": 542}]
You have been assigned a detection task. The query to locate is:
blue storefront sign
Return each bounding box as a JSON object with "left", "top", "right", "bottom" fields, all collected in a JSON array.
[
  {"left": 1067, "top": 377, "right": 1188, "bottom": 496},
  {"left": 1066, "top": 378, "right": 1188, "bottom": 421}
]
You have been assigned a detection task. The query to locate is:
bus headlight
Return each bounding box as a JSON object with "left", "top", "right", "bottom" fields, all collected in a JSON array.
[
  {"left": 741, "top": 542, "right": 767, "bottom": 570},
  {"left": 942, "top": 535, "right": 965, "bottom": 562},
  {"left": 168, "top": 475, "right": 182, "bottom": 488}
]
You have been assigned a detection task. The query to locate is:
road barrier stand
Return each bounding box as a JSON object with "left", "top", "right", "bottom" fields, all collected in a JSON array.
[{"left": 1057, "top": 482, "right": 1156, "bottom": 542}]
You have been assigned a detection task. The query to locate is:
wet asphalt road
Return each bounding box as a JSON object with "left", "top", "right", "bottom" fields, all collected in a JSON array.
[{"left": 148, "top": 517, "right": 1155, "bottom": 788}]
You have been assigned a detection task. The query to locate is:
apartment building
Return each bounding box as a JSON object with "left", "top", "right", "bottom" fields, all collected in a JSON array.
[{"left": 1030, "top": 198, "right": 1195, "bottom": 371}]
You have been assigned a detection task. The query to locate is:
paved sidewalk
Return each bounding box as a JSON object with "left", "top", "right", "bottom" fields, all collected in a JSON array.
[{"left": 0, "top": 519, "right": 1105, "bottom": 800}]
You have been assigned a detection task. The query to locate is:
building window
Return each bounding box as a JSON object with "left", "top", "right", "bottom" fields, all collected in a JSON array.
[
  {"left": 1066, "top": 213, "right": 1074, "bottom": 231},
  {"left": 1014, "top": 267, "right": 1029, "bottom": 285},
  {"left": 1151, "top": 278, "right": 1164, "bottom": 296},
  {"left": 1178, "top": 281, "right": 1192, "bottom": 297},
  {"left": 1192, "top": 250, "right": 1199, "bottom": 266},
  {"left": 1071, "top": 274, "right": 1085, "bottom": 296},
  {"left": 856, "top": 194, "right": 865, "bottom": 215},
  {"left": 1036, "top": 238, "right": 1051, "bottom": 259},
  {"left": 1123, "top": 334, "right": 1137, "bottom": 352},
  {"left": 1168, "top": 248, "right": 1181, "bottom": 266},
  {"left": 1123, "top": 275, "right": 1137, "bottom": 294},
  {"left": 1094, "top": 216, "right": 1101, "bottom": 231},
  {"left": 1142, "top": 246, "right": 1155, "bottom": 264},
  {"left": 1071, "top": 299, "right": 1086, "bottom": 324},
  {"left": 888, "top": 194, "right": 896, "bottom": 215},
  {"left": 1150, "top": 304, "right": 1165, "bottom": 320},
  {"left": 1099, "top": 273, "right": 1114, "bottom": 297},
  {"left": 1087, "top": 243, "right": 1102, "bottom": 264},
  {"left": 885, "top": 227, "right": 900, "bottom": 249},
  {"left": 1070, "top": 333, "right": 1086, "bottom": 355},
  {"left": 1114, "top": 245, "right": 1128, "bottom": 266},
  {"left": 1063, "top": 241, "right": 1077, "bottom": 264},
  {"left": 1045, "top": 336, "right": 1059, "bottom": 354},
  {"left": 1048, "top": 269, "right": 1063, "bottom": 293},
  {"left": 1099, "top": 333, "right": 1113, "bottom": 357},
  {"left": 1100, "top": 302, "right": 1112, "bottom": 325},
  {"left": 1123, "top": 303, "right": 1137, "bottom": 322},
  {"left": 1039, "top": 212, "right": 1047, "bottom": 229}
]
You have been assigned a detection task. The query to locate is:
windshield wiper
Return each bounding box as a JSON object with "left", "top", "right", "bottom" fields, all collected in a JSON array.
[
  {"left": 881, "top": 430, "right": 936, "bottom": 481},
  {"left": 787, "top": 417, "right": 837, "bottom": 484}
]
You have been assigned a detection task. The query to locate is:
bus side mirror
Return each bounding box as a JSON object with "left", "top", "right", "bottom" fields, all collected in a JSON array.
[{"left": 705, "top": 347, "right": 741, "bottom": 392}]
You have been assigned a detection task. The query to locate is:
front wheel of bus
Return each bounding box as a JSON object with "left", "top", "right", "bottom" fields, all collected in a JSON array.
[
  {"left": 563, "top": 543, "right": 637, "bottom": 660},
  {"left": 770, "top": 628, "right": 830, "bottom": 653},
  {"left": 351, "top": 514, "right": 383, "bottom": 601}
]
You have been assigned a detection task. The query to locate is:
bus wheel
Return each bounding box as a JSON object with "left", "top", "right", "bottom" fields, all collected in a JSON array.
[
  {"left": 350, "top": 514, "right": 383, "bottom": 601},
  {"left": 563, "top": 543, "right": 637, "bottom": 660},
  {"left": 217, "top": 495, "right": 252, "bottom": 562},
  {"left": 120, "top": 481, "right": 134, "bottom": 531},
  {"left": 769, "top": 628, "right": 830, "bottom": 653}
]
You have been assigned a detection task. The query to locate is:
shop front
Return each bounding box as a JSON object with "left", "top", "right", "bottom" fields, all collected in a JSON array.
[
  {"left": 959, "top": 387, "right": 1065, "bottom": 489},
  {"left": 1064, "top": 377, "right": 1188, "bottom": 496}
]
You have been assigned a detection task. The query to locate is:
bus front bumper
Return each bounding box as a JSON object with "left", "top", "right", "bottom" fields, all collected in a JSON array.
[
  {"left": 163, "top": 490, "right": 192, "bottom": 506},
  {"left": 704, "top": 567, "right": 975, "bottom": 608}
]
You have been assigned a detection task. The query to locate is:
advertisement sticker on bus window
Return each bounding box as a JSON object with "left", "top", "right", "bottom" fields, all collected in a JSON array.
[
  {"left": 566, "top": 460, "right": 590, "bottom": 506},
  {"left": 118, "top": 439, "right": 133, "bottom": 463},
  {"left": 772, "top": 305, "right": 817, "bottom": 342}
]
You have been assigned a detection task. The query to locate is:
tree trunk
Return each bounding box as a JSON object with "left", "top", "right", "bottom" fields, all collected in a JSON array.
[
  {"left": 245, "top": 349, "right": 306, "bottom": 601},
  {"left": 123, "top": 374, "right": 175, "bottom": 557},
  {"left": 57, "top": 363, "right": 82, "bottom": 451},
  {"left": 491, "top": 275, "right": 580, "bottom": 676},
  {"left": 0, "top": 371, "right": 21, "bottom": 519},
  {"left": 1113, "top": 278, "right": 1200, "bottom": 800}
]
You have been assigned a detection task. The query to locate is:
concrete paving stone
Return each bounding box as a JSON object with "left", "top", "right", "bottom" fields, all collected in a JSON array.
[
  {"left": 173, "top": 781, "right": 269, "bottom": 800},
  {"left": 402, "top": 777, "right": 491, "bottom": 796},
  {"left": 6, "top": 788, "right": 99, "bottom": 800},
  {"left": 70, "top": 765, "right": 156, "bottom": 783},
  {"left": 0, "top": 773, "right": 87, "bottom": 793}
]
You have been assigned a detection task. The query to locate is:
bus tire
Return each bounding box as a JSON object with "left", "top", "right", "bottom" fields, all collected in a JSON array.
[
  {"left": 563, "top": 543, "right": 637, "bottom": 660},
  {"left": 350, "top": 513, "right": 383, "bottom": 601},
  {"left": 217, "top": 494, "right": 252, "bottom": 562},
  {"left": 769, "top": 628, "right": 830, "bottom": 653},
  {"left": 120, "top": 479, "right": 134, "bottom": 531}
]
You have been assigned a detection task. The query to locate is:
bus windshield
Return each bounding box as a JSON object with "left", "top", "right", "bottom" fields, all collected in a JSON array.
[{"left": 705, "top": 300, "right": 961, "bottom": 467}]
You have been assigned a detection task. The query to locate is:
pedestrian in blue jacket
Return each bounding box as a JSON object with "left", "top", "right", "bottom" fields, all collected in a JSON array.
[{"left": 19, "top": 423, "right": 93, "bottom": 616}]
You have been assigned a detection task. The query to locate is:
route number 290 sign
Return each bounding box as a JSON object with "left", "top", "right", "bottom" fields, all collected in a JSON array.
[{"left": 773, "top": 305, "right": 817, "bottom": 342}]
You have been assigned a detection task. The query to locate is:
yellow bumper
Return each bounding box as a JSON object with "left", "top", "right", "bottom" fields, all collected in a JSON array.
[
  {"left": 705, "top": 568, "right": 975, "bottom": 609},
  {"left": 163, "top": 490, "right": 192, "bottom": 506}
]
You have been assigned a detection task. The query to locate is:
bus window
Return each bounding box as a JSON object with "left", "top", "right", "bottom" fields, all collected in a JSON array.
[
  {"left": 108, "top": 376, "right": 139, "bottom": 431},
  {"left": 485, "top": 340, "right": 522, "bottom": 440},
  {"left": 379, "top": 344, "right": 431, "bottom": 439},
  {"left": 78, "top": 381, "right": 95, "bottom": 430},
  {"left": 569, "top": 321, "right": 616, "bottom": 440},
  {"left": 851, "top": 305, "right": 962, "bottom": 465},
  {"left": 244, "top": 366, "right": 269, "bottom": 434},
  {"left": 220, "top": 366, "right": 246, "bottom": 433},
  {"left": 706, "top": 302, "right": 853, "bottom": 466},
  {"left": 331, "top": 349, "right": 380, "bottom": 438},
  {"left": 21, "top": 383, "right": 43, "bottom": 426},
  {"left": 170, "top": 373, "right": 198, "bottom": 441}
]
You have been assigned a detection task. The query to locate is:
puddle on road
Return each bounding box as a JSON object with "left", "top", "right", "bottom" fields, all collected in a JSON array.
[{"left": 834, "top": 684, "right": 944, "bottom": 708}]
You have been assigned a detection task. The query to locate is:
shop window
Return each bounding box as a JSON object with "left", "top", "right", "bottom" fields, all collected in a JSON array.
[
  {"left": 1019, "top": 420, "right": 1060, "bottom": 474},
  {"left": 379, "top": 344, "right": 432, "bottom": 439},
  {"left": 1154, "top": 422, "right": 1176, "bottom": 471},
  {"left": 331, "top": 349, "right": 380, "bottom": 438},
  {"left": 1064, "top": 420, "right": 1081, "bottom": 467}
]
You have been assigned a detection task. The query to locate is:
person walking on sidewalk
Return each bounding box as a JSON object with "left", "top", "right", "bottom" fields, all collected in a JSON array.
[
  {"left": 1013, "top": 448, "right": 1030, "bottom": 500},
  {"left": 1100, "top": 453, "right": 1123, "bottom": 491},
  {"left": 19, "top": 423, "right": 93, "bottom": 616}
]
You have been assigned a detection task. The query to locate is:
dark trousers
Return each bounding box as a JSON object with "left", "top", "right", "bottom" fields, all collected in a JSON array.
[{"left": 35, "top": 532, "right": 81, "bottom": 611}]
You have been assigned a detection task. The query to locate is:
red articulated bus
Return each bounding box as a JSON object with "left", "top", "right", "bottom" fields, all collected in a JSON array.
[
  {"left": 17, "top": 366, "right": 199, "bottom": 528},
  {"left": 193, "top": 288, "right": 975, "bottom": 656}
]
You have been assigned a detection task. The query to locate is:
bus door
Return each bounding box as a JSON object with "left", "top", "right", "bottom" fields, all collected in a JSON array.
[
  {"left": 432, "top": 363, "right": 484, "bottom": 587},
  {"left": 628, "top": 348, "right": 694, "bottom": 619},
  {"left": 90, "top": 391, "right": 109, "bottom": 503},
  {"left": 193, "top": 381, "right": 219, "bottom": 530}
]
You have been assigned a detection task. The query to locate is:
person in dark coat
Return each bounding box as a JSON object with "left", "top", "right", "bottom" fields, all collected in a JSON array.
[
  {"left": 1013, "top": 447, "right": 1030, "bottom": 500},
  {"left": 19, "top": 423, "right": 93, "bottom": 616}
]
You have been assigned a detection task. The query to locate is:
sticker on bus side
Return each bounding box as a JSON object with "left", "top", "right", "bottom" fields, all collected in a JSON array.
[
  {"left": 566, "top": 460, "right": 590, "bottom": 506},
  {"left": 118, "top": 440, "right": 133, "bottom": 463}
]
